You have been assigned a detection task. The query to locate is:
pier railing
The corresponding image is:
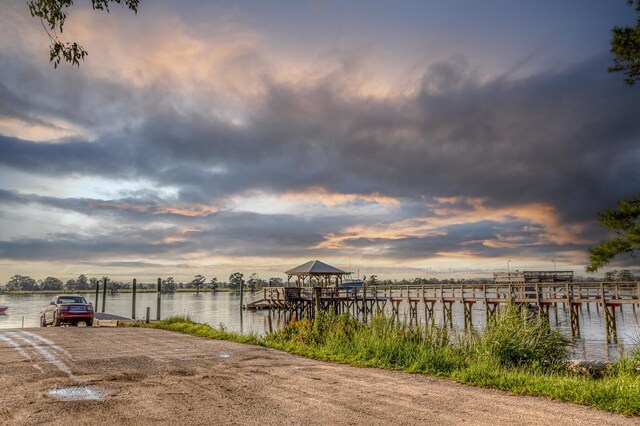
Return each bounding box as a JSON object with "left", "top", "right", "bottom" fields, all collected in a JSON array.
[
  {"left": 314, "top": 282, "right": 640, "bottom": 305},
  {"left": 253, "top": 282, "right": 640, "bottom": 306}
]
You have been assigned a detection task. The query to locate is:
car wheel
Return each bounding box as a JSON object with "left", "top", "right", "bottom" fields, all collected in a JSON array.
[
  {"left": 86, "top": 319, "right": 93, "bottom": 327},
  {"left": 40, "top": 316, "right": 47, "bottom": 327},
  {"left": 52, "top": 313, "right": 61, "bottom": 327}
]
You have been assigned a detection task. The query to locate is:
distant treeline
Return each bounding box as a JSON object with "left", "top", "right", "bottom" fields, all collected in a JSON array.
[
  {"left": 0, "top": 272, "right": 283, "bottom": 294},
  {"left": 1, "top": 270, "right": 636, "bottom": 294}
]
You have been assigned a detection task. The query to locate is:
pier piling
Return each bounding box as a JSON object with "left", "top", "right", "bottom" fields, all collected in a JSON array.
[
  {"left": 156, "top": 278, "right": 162, "bottom": 321},
  {"left": 132, "top": 278, "right": 137, "bottom": 319},
  {"left": 101, "top": 277, "right": 107, "bottom": 313}
]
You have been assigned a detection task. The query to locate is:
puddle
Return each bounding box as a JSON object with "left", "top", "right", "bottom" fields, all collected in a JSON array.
[
  {"left": 48, "top": 386, "right": 108, "bottom": 401},
  {"left": 217, "top": 352, "right": 232, "bottom": 358}
]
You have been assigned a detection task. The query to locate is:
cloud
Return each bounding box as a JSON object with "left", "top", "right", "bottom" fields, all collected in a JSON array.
[
  {"left": 2, "top": 54, "right": 637, "bottom": 215},
  {"left": 0, "top": 3, "right": 638, "bottom": 278}
]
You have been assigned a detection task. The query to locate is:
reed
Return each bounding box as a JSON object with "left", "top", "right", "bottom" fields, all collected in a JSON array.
[{"left": 476, "top": 304, "right": 569, "bottom": 369}]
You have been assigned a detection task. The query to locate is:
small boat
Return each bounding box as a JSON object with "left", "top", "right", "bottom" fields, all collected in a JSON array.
[{"left": 0, "top": 306, "right": 8, "bottom": 314}]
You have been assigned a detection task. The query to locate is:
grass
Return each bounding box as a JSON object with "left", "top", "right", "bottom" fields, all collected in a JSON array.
[
  {"left": 143, "top": 314, "right": 262, "bottom": 345},
  {"left": 140, "top": 305, "right": 640, "bottom": 416}
]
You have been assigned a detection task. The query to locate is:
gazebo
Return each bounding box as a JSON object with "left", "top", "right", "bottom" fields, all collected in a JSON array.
[{"left": 285, "top": 260, "right": 347, "bottom": 287}]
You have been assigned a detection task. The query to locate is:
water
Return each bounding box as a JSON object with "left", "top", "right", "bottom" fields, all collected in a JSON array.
[
  {"left": 1, "top": 291, "right": 638, "bottom": 361},
  {"left": 48, "top": 386, "right": 108, "bottom": 401},
  {"left": 0, "top": 291, "right": 277, "bottom": 334}
]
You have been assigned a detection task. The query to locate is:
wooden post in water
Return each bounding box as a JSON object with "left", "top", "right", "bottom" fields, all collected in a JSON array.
[
  {"left": 240, "top": 279, "right": 245, "bottom": 311},
  {"left": 101, "top": 277, "right": 107, "bottom": 313},
  {"left": 156, "top": 278, "right": 162, "bottom": 321},
  {"left": 132, "top": 278, "right": 137, "bottom": 319},
  {"left": 601, "top": 282, "right": 618, "bottom": 343},
  {"left": 145, "top": 307, "right": 150, "bottom": 323},
  {"left": 94, "top": 279, "right": 100, "bottom": 311},
  {"left": 314, "top": 287, "right": 321, "bottom": 318},
  {"left": 363, "top": 285, "right": 368, "bottom": 322}
]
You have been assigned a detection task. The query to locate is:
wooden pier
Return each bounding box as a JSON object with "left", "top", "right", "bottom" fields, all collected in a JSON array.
[{"left": 244, "top": 282, "right": 640, "bottom": 342}]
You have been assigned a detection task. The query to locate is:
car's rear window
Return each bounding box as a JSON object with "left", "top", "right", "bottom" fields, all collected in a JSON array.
[{"left": 58, "top": 297, "right": 87, "bottom": 304}]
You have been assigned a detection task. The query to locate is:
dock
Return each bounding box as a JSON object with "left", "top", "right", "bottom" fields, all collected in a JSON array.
[
  {"left": 244, "top": 282, "right": 640, "bottom": 342},
  {"left": 94, "top": 312, "right": 135, "bottom": 327}
]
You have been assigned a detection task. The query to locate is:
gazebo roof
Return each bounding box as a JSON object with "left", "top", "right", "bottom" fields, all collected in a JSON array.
[{"left": 285, "top": 260, "right": 347, "bottom": 276}]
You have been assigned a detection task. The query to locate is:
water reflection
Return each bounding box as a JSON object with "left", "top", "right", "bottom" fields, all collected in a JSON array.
[{"left": 1, "top": 291, "right": 638, "bottom": 361}]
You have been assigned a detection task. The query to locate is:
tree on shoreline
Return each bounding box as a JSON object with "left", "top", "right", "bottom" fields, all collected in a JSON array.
[
  {"left": 5, "top": 275, "right": 38, "bottom": 291},
  {"left": 228, "top": 273, "right": 243, "bottom": 292},
  {"left": 587, "top": 195, "right": 640, "bottom": 272},
  {"left": 247, "top": 273, "right": 265, "bottom": 292},
  {"left": 268, "top": 277, "right": 283, "bottom": 287},
  {"left": 40, "top": 276, "right": 63, "bottom": 291},
  {"left": 192, "top": 275, "right": 206, "bottom": 295},
  {"left": 605, "top": 269, "right": 637, "bottom": 281},
  {"left": 209, "top": 277, "right": 218, "bottom": 294},
  {"left": 161, "top": 277, "right": 176, "bottom": 294},
  {"left": 609, "top": 0, "right": 640, "bottom": 85}
]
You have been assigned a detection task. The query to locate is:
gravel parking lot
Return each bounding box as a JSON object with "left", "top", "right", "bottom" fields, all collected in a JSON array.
[{"left": 0, "top": 327, "right": 634, "bottom": 425}]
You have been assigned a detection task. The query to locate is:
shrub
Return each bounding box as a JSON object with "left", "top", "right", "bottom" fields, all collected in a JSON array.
[{"left": 476, "top": 303, "right": 569, "bottom": 369}]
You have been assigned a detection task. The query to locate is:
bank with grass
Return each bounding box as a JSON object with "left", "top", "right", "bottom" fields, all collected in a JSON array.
[{"left": 141, "top": 304, "right": 640, "bottom": 416}]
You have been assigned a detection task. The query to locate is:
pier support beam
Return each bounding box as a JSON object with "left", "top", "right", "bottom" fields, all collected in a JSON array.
[
  {"left": 463, "top": 302, "right": 473, "bottom": 329},
  {"left": 485, "top": 303, "right": 498, "bottom": 322},
  {"left": 391, "top": 300, "right": 400, "bottom": 321},
  {"left": 443, "top": 302, "right": 453, "bottom": 326},
  {"left": 537, "top": 303, "right": 549, "bottom": 321},
  {"left": 424, "top": 301, "right": 435, "bottom": 324},
  {"left": 569, "top": 303, "right": 580, "bottom": 337},
  {"left": 603, "top": 303, "right": 618, "bottom": 343},
  {"left": 408, "top": 301, "right": 418, "bottom": 325}
]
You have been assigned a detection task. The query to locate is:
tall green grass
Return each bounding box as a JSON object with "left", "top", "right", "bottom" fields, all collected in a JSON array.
[
  {"left": 144, "top": 305, "right": 640, "bottom": 415},
  {"left": 476, "top": 305, "right": 569, "bottom": 369}
]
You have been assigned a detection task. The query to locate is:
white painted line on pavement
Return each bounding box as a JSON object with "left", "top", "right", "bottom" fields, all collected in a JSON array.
[
  {"left": 9, "top": 332, "right": 74, "bottom": 378},
  {"left": 21, "top": 330, "right": 73, "bottom": 359},
  {"left": 0, "top": 332, "right": 44, "bottom": 373}
]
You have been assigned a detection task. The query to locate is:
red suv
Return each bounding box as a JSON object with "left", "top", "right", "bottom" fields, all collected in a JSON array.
[{"left": 40, "top": 295, "right": 94, "bottom": 327}]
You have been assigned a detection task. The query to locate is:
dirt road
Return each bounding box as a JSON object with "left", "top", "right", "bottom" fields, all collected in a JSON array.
[{"left": 0, "top": 327, "right": 634, "bottom": 425}]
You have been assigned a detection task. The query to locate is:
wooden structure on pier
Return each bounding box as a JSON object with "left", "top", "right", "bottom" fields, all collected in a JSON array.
[
  {"left": 244, "top": 282, "right": 640, "bottom": 343},
  {"left": 285, "top": 260, "right": 348, "bottom": 287},
  {"left": 493, "top": 270, "right": 574, "bottom": 284}
]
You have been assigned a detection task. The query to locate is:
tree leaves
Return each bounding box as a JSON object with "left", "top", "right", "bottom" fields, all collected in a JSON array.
[
  {"left": 587, "top": 194, "right": 640, "bottom": 272},
  {"left": 609, "top": 0, "right": 640, "bottom": 85},
  {"left": 27, "top": 0, "right": 139, "bottom": 68}
]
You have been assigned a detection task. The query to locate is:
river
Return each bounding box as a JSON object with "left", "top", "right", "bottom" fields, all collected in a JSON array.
[{"left": 1, "top": 291, "right": 638, "bottom": 361}]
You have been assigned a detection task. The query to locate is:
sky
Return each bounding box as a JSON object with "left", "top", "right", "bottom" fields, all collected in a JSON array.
[{"left": 0, "top": 1, "right": 638, "bottom": 283}]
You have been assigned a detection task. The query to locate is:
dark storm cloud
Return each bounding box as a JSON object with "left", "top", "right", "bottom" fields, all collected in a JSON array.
[
  {"left": 0, "top": 235, "right": 189, "bottom": 261},
  {"left": 0, "top": 211, "right": 338, "bottom": 261},
  {"left": 1, "top": 53, "right": 639, "bottom": 266},
  {"left": 1, "top": 56, "right": 638, "bottom": 219},
  {"left": 0, "top": 188, "right": 215, "bottom": 222}
]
